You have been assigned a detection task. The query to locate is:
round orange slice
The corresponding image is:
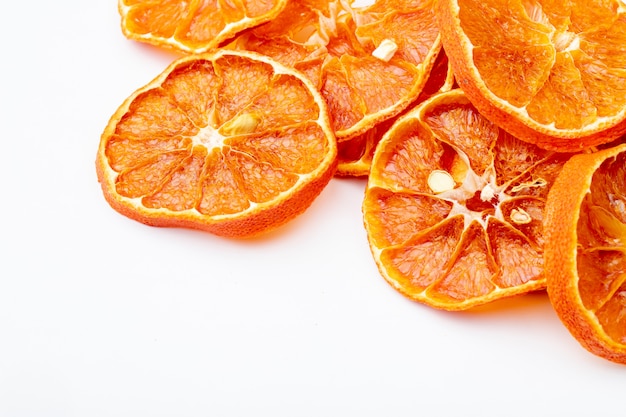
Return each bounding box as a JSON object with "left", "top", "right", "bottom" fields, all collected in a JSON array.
[
  {"left": 544, "top": 142, "right": 626, "bottom": 364},
  {"left": 229, "top": 0, "right": 442, "bottom": 142},
  {"left": 118, "top": 0, "right": 288, "bottom": 54},
  {"left": 363, "top": 89, "right": 575, "bottom": 310},
  {"left": 96, "top": 50, "right": 337, "bottom": 238},
  {"left": 336, "top": 49, "right": 456, "bottom": 177},
  {"left": 436, "top": 0, "right": 626, "bottom": 152}
]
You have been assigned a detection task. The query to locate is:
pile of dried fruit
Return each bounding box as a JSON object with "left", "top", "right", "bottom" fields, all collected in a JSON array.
[{"left": 96, "top": 0, "right": 626, "bottom": 364}]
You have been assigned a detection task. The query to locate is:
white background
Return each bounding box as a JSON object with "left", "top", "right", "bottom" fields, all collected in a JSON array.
[{"left": 1, "top": 1, "right": 624, "bottom": 416}]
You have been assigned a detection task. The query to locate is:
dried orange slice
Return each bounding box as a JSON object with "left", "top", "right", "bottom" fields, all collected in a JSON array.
[
  {"left": 363, "top": 89, "right": 574, "bottom": 310},
  {"left": 96, "top": 50, "right": 337, "bottom": 238},
  {"left": 436, "top": 0, "right": 626, "bottom": 151},
  {"left": 544, "top": 142, "right": 626, "bottom": 364},
  {"left": 118, "top": 0, "right": 288, "bottom": 53},
  {"left": 337, "top": 49, "right": 456, "bottom": 177},
  {"left": 229, "top": 0, "right": 441, "bottom": 142}
]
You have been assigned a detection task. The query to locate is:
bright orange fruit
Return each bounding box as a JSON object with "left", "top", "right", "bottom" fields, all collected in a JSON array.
[
  {"left": 436, "top": 0, "right": 626, "bottom": 152},
  {"left": 96, "top": 50, "right": 337, "bottom": 238},
  {"left": 544, "top": 141, "right": 626, "bottom": 364},
  {"left": 363, "top": 89, "right": 575, "bottom": 310},
  {"left": 118, "top": 0, "right": 288, "bottom": 53}
]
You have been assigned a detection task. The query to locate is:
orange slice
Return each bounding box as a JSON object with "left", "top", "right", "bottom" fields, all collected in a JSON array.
[
  {"left": 336, "top": 49, "right": 456, "bottom": 177},
  {"left": 363, "top": 89, "right": 575, "bottom": 310},
  {"left": 96, "top": 50, "right": 337, "bottom": 238},
  {"left": 544, "top": 142, "right": 626, "bottom": 364},
  {"left": 229, "top": 0, "right": 442, "bottom": 142},
  {"left": 118, "top": 0, "right": 288, "bottom": 53},
  {"left": 436, "top": 0, "right": 626, "bottom": 151}
]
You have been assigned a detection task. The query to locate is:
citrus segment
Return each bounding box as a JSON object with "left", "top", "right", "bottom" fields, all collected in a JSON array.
[
  {"left": 118, "top": 0, "right": 288, "bottom": 53},
  {"left": 436, "top": 0, "right": 626, "bottom": 151},
  {"left": 96, "top": 50, "right": 337, "bottom": 238},
  {"left": 544, "top": 142, "right": 626, "bottom": 364},
  {"left": 363, "top": 89, "right": 574, "bottom": 310}
]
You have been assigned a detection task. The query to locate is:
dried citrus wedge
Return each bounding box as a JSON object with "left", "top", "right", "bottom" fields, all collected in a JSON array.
[
  {"left": 229, "top": 0, "right": 441, "bottom": 142},
  {"left": 96, "top": 50, "right": 337, "bottom": 238},
  {"left": 436, "top": 0, "right": 626, "bottom": 151},
  {"left": 544, "top": 142, "right": 626, "bottom": 364},
  {"left": 118, "top": 0, "right": 288, "bottom": 53},
  {"left": 337, "top": 49, "right": 456, "bottom": 177},
  {"left": 363, "top": 89, "right": 575, "bottom": 310}
]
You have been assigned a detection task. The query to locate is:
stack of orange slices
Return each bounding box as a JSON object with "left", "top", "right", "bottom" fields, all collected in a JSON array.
[{"left": 97, "top": 0, "right": 626, "bottom": 364}]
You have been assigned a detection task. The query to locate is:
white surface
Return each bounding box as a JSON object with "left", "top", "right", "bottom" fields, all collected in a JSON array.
[{"left": 0, "top": 1, "right": 624, "bottom": 416}]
